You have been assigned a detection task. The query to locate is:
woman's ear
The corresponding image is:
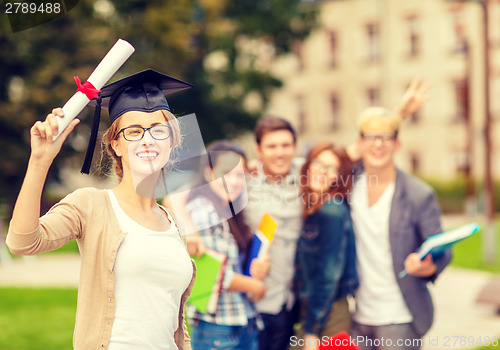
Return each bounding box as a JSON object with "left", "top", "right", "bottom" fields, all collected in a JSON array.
[
  {"left": 111, "top": 139, "right": 122, "bottom": 157},
  {"left": 254, "top": 143, "right": 262, "bottom": 161}
]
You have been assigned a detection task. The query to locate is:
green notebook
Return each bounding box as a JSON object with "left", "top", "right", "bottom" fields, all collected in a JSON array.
[{"left": 188, "top": 249, "right": 226, "bottom": 313}]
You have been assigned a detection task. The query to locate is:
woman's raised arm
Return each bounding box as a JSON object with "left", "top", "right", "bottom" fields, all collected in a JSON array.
[{"left": 10, "top": 108, "right": 79, "bottom": 233}]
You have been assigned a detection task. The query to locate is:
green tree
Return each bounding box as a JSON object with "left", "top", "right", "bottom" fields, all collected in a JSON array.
[
  {"left": 0, "top": 0, "right": 109, "bottom": 215},
  {"left": 181, "top": 0, "right": 317, "bottom": 141}
]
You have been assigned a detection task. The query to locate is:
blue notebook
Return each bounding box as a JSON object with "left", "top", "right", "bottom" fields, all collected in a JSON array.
[{"left": 398, "top": 222, "right": 480, "bottom": 278}]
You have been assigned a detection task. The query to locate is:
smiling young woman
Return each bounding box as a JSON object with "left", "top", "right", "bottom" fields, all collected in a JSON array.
[
  {"left": 6, "top": 69, "right": 196, "bottom": 350},
  {"left": 103, "top": 109, "right": 181, "bottom": 180},
  {"left": 295, "top": 141, "right": 358, "bottom": 350}
]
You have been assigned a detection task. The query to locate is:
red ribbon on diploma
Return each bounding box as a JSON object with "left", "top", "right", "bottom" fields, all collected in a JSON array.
[{"left": 74, "top": 76, "right": 101, "bottom": 100}]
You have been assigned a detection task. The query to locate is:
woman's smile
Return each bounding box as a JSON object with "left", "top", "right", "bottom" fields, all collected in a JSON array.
[{"left": 136, "top": 150, "right": 160, "bottom": 161}]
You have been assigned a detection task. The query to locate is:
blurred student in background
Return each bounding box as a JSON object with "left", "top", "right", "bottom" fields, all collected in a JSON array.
[
  {"left": 244, "top": 116, "right": 304, "bottom": 350},
  {"left": 294, "top": 142, "right": 358, "bottom": 350},
  {"left": 349, "top": 107, "right": 451, "bottom": 350},
  {"left": 185, "top": 140, "right": 270, "bottom": 350}
]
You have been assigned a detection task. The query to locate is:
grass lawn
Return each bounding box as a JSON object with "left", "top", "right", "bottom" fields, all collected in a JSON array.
[
  {"left": 42, "top": 240, "right": 80, "bottom": 255},
  {"left": 3, "top": 239, "right": 79, "bottom": 261},
  {"left": 0, "top": 287, "right": 77, "bottom": 350},
  {"left": 451, "top": 219, "right": 500, "bottom": 273},
  {"left": 442, "top": 220, "right": 500, "bottom": 350}
]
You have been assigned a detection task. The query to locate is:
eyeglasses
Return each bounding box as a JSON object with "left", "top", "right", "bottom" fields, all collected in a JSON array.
[
  {"left": 360, "top": 132, "right": 397, "bottom": 144},
  {"left": 310, "top": 159, "right": 339, "bottom": 174},
  {"left": 117, "top": 124, "right": 172, "bottom": 142}
]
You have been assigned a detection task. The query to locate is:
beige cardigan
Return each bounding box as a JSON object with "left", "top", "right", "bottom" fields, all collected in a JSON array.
[{"left": 7, "top": 187, "right": 196, "bottom": 350}]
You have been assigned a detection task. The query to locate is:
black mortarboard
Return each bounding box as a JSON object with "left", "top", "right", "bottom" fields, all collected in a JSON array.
[{"left": 82, "top": 69, "right": 193, "bottom": 174}]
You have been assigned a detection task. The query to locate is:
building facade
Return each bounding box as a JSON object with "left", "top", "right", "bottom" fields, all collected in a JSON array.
[{"left": 258, "top": 0, "right": 500, "bottom": 181}]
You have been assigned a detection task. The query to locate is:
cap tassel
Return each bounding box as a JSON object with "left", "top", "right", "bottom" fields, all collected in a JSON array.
[{"left": 81, "top": 96, "right": 102, "bottom": 174}]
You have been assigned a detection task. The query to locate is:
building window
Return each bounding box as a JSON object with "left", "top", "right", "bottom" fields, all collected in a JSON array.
[
  {"left": 330, "top": 93, "right": 340, "bottom": 130},
  {"left": 366, "top": 87, "right": 380, "bottom": 106},
  {"left": 366, "top": 23, "right": 380, "bottom": 62},
  {"left": 453, "top": 150, "right": 468, "bottom": 175},
  {"left": 328, "top": 30, "right": 338, "bottom": 67},
  {"left": 452, "top": 13, "right": 468, "bottom": 55},
  {"left": 406, "top": 16, "right": 420, "bottom": 57},
  {"left": 296, "top": 95, "right": 306, "bottom": 134},
  {"left": 410, "top": 152, "right": 420, "bottom": 174},
  {"left": 453, "top": 79, "right": 469, "bottom": 122},
  {"left": 405, "top": 81, "right": 420, "bottom": 123}
]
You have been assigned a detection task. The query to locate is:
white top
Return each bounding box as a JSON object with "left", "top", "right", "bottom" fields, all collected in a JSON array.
[
  {"left": 107, "top": 190, "right": 193, "bottom": 350},
  {"left": 244, "top": 158, "right": 304, "bottom": 314},
  {"left": 350, "top": 174, "right": 413, "bottom": 325}
]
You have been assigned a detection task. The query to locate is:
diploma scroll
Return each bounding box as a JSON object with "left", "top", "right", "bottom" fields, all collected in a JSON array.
[{"left": 54, "top": 39, "right": 135, "bottom": 140}]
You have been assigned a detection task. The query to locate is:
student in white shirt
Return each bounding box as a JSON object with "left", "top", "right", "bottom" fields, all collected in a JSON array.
[{"left": 350, "top": 107, "right": 451, "bottom": 350}]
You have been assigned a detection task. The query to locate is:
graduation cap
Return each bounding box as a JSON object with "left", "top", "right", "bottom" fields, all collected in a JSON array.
[{"left": 82, "top": 69, "right": 193, "bottom": 174}]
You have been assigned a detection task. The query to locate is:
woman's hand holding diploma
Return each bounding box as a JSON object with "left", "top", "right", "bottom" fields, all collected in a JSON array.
[
  {"left": 11, "top": 39, "right": 134, "bottom": 233},
  {"left": 10, "top": 108, "right": 79, "bottom": 235},
  {"left": 31, "top": 108, "right": 80, "bottom": 168},
  {"left": 53, "top": 39, "right": 135, "bottom": 140}
]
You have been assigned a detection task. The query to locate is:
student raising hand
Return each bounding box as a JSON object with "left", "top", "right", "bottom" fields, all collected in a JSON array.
[{"left": 30, "top": 108, "right": 80, "bottom": 165}]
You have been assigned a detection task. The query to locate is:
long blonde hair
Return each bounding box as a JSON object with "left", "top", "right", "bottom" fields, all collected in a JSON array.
[{"left": 101, "top": 110, "right": 181, "bottom": 179}]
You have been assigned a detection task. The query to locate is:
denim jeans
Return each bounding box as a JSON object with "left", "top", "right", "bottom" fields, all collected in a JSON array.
[
  {"left": 258, "top": 303, "right": 299, "bottom": 350},
  {"left": 351, "top": 321, "right": 421, "bottom": 350},
  {"left": 191, "top": 319, "right": 258, "bottom": 350}
]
